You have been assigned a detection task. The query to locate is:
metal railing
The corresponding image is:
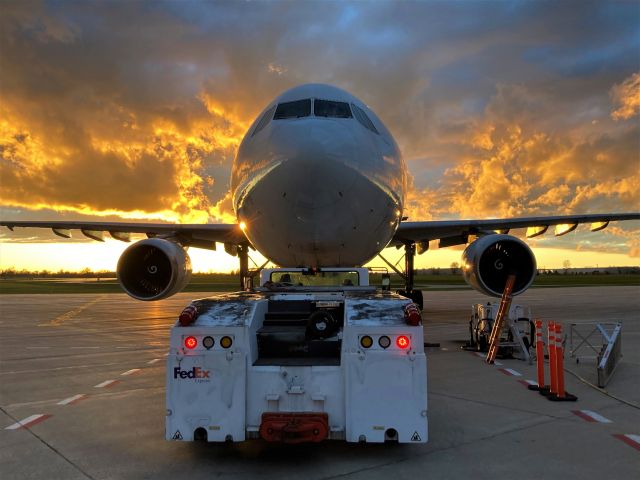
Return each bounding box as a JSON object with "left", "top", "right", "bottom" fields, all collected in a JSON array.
[{"left": 569, "top": 322, "right": 622, "bottom": 388}]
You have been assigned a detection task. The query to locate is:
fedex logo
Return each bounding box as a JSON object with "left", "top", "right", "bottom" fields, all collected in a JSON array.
[{"left": 173, "top": 366, "right": 210, "bottom": 380}]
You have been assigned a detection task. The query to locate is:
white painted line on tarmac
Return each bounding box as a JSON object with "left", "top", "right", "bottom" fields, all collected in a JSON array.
[
  {"left": 498, "top": 368, "right": 522, "bottom": 377},
  {"left": 71, "top": 346, "right": 100, "bottom": 349},
  {"left": 572, "top": 410, "right": 612, "bottom": 423},
  {"left": 5, "top": 414, "right": 51, "bottom": 430},
  {"left": 613, "top": 434, "right": 640, "bottom": 451},
  {"left": 147, "top": 358, "right": 161, "bottom": 364},
  {"left": 121, "top": 369, "right": 141, "bottom": 376},
  {"left": 0, "top": 362, "right": 122, "bottom": 376},
  {"left": 163, "top": 352, "right": 170, "bottom": 357},
  {"left": 493, "top": 360, "right": 503, "bottom": 366},
  {"left": 57, "top": 394, "right": 86, "bottom": 406},
  {"left": 94, "top": 380, "right": 119, "bottom": 388},
  {"left": 440, "top": 347, "right": 449, "bottom": 351}
]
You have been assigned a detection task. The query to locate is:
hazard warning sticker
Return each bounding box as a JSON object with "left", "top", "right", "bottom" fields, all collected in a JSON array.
[
  {"left": 172, "top": 430, "right": 183, "bottom": 440},
  {"left": 411, "top": 431, "right": 422, "bottom": 441}
]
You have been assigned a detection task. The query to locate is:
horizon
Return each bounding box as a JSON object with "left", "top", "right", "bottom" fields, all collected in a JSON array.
[
  {"left": 3, "top": 263, "right": 639, "bottom": 276},
  {"left": 1, "top": 239, "right": 638, "bottom": 274},
  {"left": 1, "top": 2, "right": 639, "bottom": 270}
]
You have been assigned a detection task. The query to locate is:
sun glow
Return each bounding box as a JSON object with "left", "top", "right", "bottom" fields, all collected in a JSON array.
[
  {"left": 1, "top": 92, "right": 244, "bottom": 225},
  {"left": 0, "top": 240, "right": 637, "bottom": 274}
]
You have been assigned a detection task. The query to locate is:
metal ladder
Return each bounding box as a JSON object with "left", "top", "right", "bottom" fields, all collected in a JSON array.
[
  {"left": 486, "top": 274, "right": 516, "bottom": 364},
  {"left": 504, "top": 312, "right": 533, "bottom": 364}
]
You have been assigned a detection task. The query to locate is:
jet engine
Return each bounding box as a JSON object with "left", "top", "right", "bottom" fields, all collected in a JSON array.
[
  {"left": 462, "top": 234, "right": 536, "bottom": 297},
  {"left": 117, "top": 239, "right": 192, "bottom": 301}
]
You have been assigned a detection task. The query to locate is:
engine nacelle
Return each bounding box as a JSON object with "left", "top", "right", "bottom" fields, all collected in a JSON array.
[
  {"left": 117, "top": 239, "right": 192, "bottom": 301},
  {"left": 462, "top": 234, "right": 537, "bottom": 297}
]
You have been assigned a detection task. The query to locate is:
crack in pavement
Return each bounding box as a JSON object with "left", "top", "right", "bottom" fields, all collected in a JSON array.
[
  {"left": 0, "top": 406, "right": 96, "bottom": 480},
  {"left": 316, "top": 416, "right": 559, "bottom": 480}
]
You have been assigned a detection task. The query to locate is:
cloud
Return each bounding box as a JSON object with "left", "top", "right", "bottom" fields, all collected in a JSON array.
[
  {"left": 0, "top": 1, "right": 638, "bottom": 259},
  {"left": 611, "top": 72, "right": 640, "bottom": 120},
  {"left": 402, "top": 77, "right": 639, "bottom": 260}
]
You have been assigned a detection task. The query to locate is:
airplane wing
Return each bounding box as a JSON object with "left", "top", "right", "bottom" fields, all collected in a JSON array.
[
  {"left": 0, "top": 221, "right": 247, "bottom": 252},
  {"left": 391, "top": 213, "right": 640, "bottom": 249},
  {"left": 3, "top": 212, "right": 639, "bottom": 253}
]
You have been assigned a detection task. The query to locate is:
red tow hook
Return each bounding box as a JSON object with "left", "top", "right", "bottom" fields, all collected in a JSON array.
[{"left": 259, "top": 413, "right": 329, "bottom": 443}]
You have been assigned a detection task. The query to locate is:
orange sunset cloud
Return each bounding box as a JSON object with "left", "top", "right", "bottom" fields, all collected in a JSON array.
[{"left": 0, "top": 2, "right": 638, "bottom": 272}]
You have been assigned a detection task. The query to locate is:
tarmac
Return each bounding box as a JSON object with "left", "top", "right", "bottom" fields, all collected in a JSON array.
[{"left": 1, "top": 286, "right": 639, "bottom": 479}]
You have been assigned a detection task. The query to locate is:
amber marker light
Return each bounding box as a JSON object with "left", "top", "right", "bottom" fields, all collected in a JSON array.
[
  {"left": 239, "top": 221, "right": 247, "bottom": 232},
  {"left": 360, "top": 335, "right": 373, "bottom": 349},
  {"left": 220, "top": 336, "right": 233, "bottom": 349}
]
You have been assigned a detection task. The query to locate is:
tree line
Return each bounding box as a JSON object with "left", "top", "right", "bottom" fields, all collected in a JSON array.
[{"left": 2, "top": 266, "right": 638, "bottom": 279}]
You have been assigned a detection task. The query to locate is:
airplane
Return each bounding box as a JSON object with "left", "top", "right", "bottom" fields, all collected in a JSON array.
[{"left": 2, "top": 83, "right": 639, "bottom": 308}]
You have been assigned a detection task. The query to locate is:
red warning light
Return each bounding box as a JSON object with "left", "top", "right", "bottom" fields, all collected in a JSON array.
[
  {"left": 396, "top": 335, "right": 410, "bottom": 349},
  {"left": 184, "top": 336, "right": 197, "bottom": 349}
]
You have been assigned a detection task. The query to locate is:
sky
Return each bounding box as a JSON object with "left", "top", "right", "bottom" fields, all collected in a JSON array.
[{"left": 0, "top": 0, "right": 639, "bottom": 272}]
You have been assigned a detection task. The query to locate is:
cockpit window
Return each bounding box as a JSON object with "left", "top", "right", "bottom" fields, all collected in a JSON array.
[
  {"left": 351, "top": 103, "right": 379, "bottom": 134},
  {"left": 252, "top": 105, "right": 276, "bottom": 136},
  {"left": 314, "top": 99, "right": 352, "bottom": 118},
  {"left": 274, "top": 99, "right": 312, "bottom": 119}
]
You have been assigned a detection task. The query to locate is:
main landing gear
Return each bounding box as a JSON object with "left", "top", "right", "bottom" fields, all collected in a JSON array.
[
  {"left": 237, "top": 244, "right": 250, "bottom": 290},
  {"left": 378, "top": 243, "right": 424, "bottom": 310},
  {"left": 229, "top": 243, "right": 268, "bottom": 290},
  {"left": 234, "top": 241, "right": 423, "bottom": 310}
]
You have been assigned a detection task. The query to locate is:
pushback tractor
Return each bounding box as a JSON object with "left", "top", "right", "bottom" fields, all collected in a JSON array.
[{"left": 165, "top": 267, "right": 428, "bottom": 444}]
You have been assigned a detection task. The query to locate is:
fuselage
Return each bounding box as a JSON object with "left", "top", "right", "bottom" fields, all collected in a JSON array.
[{"left": 231, "top": 84, "right": 407, "bottom": 267}]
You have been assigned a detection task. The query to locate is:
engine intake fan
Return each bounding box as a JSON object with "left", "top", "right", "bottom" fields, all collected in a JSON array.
[
  {"left": 462, "top": 234, "right": 536, "bottom": 297},
  {"left": 117, "top": 238, "right": 192, "bottom": 301}
]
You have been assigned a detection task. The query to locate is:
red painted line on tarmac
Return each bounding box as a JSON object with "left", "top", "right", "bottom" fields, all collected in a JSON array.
[
  {"left": 572, "top": 410, "right": 612, "bottom": 423},
  {"left": 498, "top": 368, "right": 522, "bottom": 377},
  {"left": 571, "top": 410, "right": 596, "bottom": 422},
  {"left": 572, "top": 410, "right": 596, "bottom": 422},
  {"left": 613, "top": 434, "right": 640, "bottom": 451},
  {"left": 518, "top": 379, "right": 537, "bottom": 387},
  {"left": 5, "top": 414, "right": 52, "bottom": 430}
]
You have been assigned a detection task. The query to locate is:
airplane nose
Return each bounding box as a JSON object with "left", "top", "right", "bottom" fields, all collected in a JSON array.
[
  {"left": 234, "top": 117, "right": 402, "bottom": 267},
  {"left": 270, "top": 119, "right": 358, "bottom": 167},
  {"left": 266, "top": 120, "right": 362, "bottom": 220}
]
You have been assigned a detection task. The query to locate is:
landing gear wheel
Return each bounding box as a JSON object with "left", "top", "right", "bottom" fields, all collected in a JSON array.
[
  {"left": 396, "top": 290, "right": 424, "bottom": 310},
  {"left": 410, "top": 290, "right": 424, "bottom": 310},
  {"left": 478, "top": 334, "right": 488, "bottom": 352}
]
